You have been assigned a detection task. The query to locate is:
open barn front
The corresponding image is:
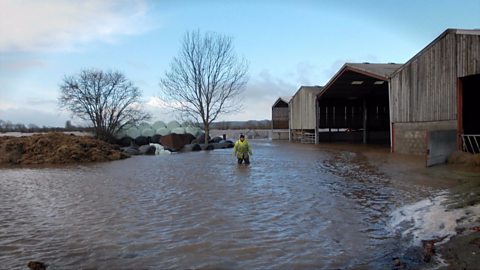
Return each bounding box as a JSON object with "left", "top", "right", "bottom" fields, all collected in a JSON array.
[
  {"left": 316, "top": 63, "right": 400, "bottom": 146},
  {"left": 459, "top": 74, "right": 480, "bottom": 153}
]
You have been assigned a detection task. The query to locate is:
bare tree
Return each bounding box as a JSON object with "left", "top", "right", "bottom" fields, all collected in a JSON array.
[
  {"left": 59, "top": 69, "right": 150, "bottom": 142},
  {"left": 160, "top": 30, "right": 248, "bottom": 143}
]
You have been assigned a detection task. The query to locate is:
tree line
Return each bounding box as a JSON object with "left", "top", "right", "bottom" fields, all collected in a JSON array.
[{"left": 0, "top": 120, "right": 92, "bottom": 133}]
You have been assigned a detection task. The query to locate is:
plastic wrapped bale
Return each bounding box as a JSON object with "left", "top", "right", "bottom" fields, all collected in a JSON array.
[
  {"left": 199, "top": 143, "right": 215, "bottom": 151},
  {"left": 138, "top": 122, "right": 152, "bottom": 131},
  {"left": 118, "top": 136, "right": 133, "bottom": 147},
  {"left": 209, "top": 136, "right": 223, "bottom": 143},
  {"left": 148, "top": 143, "right": 171, "bottom": 155},
  {"left": 219, "top": 140, "right": 234, "bottom": 148},
  {"left": 171, "top": 127, "right": 185, "bottom": 134},
  {"left": 134, "top": 136, "right": 149, "bottom": 146},
  {"left": 192, "top": 133, "right": 210, "bottom": 144},
  {"left": 121, "top": 146, "right": 140, "bottom": 155},
  {"left": 156, "top": 127, "right": 171, "bottom": 136},
  {"left": 114, "top": 128, "right": 127, "bottom": 140},
  {"left": 182, "top": 143, "right": 201, "bottom": 152},
  {"left": 185, "top": 126, "right": 201, "bottom": 137},
  {"left": 126, "top": 126, "right": 140, "bottom": 139},
  {"left": 152, "top": 121, "right": 167, "bottom": 130},
  {"left": 139, "top": 144, "right": 156, "bottom": 155},
  {"left": 150, "top": 134, "right": 162, "bottom": 144},
  {"left": 166, "top": 120, "right": 181, "bottom": 130},
  {"left": 142, "top": 128, "right": 155, "bottom": 138}
]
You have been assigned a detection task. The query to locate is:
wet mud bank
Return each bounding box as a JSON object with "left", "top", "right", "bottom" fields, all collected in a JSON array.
[
  {"left": 0, "top": 133, "right": 127, "bottom": 165},
  {"left": 318, "top": 142, "right": 480, "bottom": 269}
]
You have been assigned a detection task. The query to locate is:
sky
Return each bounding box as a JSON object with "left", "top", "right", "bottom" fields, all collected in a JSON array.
[{"left": 0, "top": 0, "right": 479, "bottom": 127}]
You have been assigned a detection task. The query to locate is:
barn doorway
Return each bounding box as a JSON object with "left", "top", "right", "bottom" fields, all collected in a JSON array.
[{"left": 460, "top": 74, "right": 480, "bottom": 153}]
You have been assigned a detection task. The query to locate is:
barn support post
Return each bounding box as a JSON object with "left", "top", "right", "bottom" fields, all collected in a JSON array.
[{"left": 363, "top": 98, "right": 368, "bottom": 144}]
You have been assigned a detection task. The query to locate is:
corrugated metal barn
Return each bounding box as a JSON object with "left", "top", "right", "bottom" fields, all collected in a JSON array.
[
  {"left": 271, "top": 96, "right": 291, "bottom": 140},
  {"left": 289, "top": 86, "right": 323, "bottom": 143},
  {"left": 390, "top": 29, "right": 480, "bottom": 165},
  {"left": 316, "top": 63, "right": 401, "bottom": 144}
]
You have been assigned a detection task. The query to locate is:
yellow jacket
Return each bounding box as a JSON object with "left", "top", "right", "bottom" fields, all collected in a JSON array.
[{"left": 233, "top": 139, "right": 252, "bottom": 159}]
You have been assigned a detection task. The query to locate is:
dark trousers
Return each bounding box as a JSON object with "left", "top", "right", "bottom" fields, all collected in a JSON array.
[{"left": 237, "top": 154, "right": 250, "bottom": 165}]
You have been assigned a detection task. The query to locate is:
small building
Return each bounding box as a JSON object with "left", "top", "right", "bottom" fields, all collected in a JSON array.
[
  {"left": 390, "top": 29, "right": 480, "bottom": 165},
  {"left": 316, "top": 63, "right": 401, "bottom": 145},
  {"left": 289, "top": 86, "right": 323, "bottom": 143},
  {"left": 271, "top": 96, "right": 291, "bottom": 140}
]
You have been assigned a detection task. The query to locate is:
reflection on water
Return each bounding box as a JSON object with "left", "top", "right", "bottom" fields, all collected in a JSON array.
[{"left": 0, "top": 140, "right": 451, "bottom": 269}]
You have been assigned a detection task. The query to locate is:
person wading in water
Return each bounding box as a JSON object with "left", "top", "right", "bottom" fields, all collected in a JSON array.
[{"left": 233, "top": 134, "right": 253, "bottom": 165}]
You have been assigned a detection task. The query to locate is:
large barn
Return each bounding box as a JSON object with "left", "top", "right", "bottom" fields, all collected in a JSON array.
[
  {"left": 390, "top": 29, "right": 480, "bottom": 165},
  {"left": 316, "top": 63, "right": 401, "bottom": 145}
]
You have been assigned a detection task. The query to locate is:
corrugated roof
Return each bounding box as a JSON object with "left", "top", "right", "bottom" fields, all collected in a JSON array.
[
  {"left": 272, "top": 96, "right": 292, "bottom": 107},
  {"left": 317, "top": 63, "right": 402, "bottom": 100},
  {"left": 279, "top": 96, "right": 292, "bottom": 103},
  {"left": 292, "top": 85, "right": 323, "bottom": 100},
  {"left": 346, "top": 63, "right": 402, "bottom": 78}
]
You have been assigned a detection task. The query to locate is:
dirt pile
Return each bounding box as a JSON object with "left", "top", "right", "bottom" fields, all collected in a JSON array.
[{"left": 0, "top": 133, "right": 128, "bottom": 165}]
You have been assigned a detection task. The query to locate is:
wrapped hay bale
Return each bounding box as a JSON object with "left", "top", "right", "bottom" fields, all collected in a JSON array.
[
  {"left": 156, "top": 127, "right": 171, "bottom": 136},
  {"left": 171, "top": 127, "right": 185, "bottom": 134},
  {"left": 182, "top": 143, "right": 201, "bottom": 152},
  {"left": 142, "top": 128, "right": 155, "bottom": 137},
  {"left": 126, "top": 126, "right": 140, "bottom": 139},
  {"left": 167, "top": 120, "right": 181, "bottom": 130},
  {"left": 152, "top": 121, "right": 167, "bottom": 130}
]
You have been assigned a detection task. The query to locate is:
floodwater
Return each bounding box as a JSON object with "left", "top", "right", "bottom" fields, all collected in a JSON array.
[{"left": 0, "top": 140, "right": 477, "bottom": 269}]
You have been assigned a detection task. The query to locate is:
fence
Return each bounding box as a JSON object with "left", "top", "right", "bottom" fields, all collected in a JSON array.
[{"left": 461, "top": 134, "right": 480, "bottom": 154}]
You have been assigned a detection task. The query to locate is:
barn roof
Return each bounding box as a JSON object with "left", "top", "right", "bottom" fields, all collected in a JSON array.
[
  {"left": 272, "top": 96, "right": 292, "bottom": 107},
  {"left": 317, "top": 63, "right": 402, "bottom": 100}
]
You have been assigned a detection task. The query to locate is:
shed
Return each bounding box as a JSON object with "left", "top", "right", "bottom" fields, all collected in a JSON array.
[
  {"left": 272, "top": 96, "right": 292, "bottom": 129},
  {"left": 271, "top": 96, "right": 292, "bottom": 140},
  {"left": 390, "top": 29, "right": 480, "bottom": 165},
  {"left": 289, "top": 86, "right": 323, "bottom": 143},
  {"left": 316, "top": 63, "right": 401, "bottom": 144}
]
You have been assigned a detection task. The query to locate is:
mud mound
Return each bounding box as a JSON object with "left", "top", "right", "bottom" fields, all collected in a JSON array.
[{"left": 0, "top": 133, "right": 128, "bottom": 165}]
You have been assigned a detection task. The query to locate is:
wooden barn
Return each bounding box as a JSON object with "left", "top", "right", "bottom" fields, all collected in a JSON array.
[
  {"left": 271, "top": 96, "right": 291, "bottom": 140},
  {"left": 289, "top": 86, "right": 323, "bottom": 143},
  {"left": 315, "top": 63, "right": 401, "bottom": 145},
  {"left": 390, "top": 29, "right": 480, "bottom": 165}
]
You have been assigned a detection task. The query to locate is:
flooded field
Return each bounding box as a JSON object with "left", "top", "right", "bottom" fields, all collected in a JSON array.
[{"left": 0, "top": 140, "right": 479, "bottom": 269}]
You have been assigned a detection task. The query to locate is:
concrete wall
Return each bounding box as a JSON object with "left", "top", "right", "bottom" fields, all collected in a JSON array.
[
  {"left": 271, "top": 129, "right": 289, "bottom": 140},
  {"left": 393, "top": 120, "right": 457, "bottom": 155}
]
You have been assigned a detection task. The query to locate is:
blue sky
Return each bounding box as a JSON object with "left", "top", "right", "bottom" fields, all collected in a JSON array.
[{"left": 1, "top": 0, "right": 479, "bottom": 127}]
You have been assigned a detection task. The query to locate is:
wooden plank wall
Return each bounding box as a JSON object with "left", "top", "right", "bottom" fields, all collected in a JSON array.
[
  {"left": 272, "top": 107, "right": 289, "bottom": 129},
  {"left": 390, "top": 32, "right": 480, "bottom": 123},
  {"left": 290, "top": 88, "right": 322, "bottom": 130}
]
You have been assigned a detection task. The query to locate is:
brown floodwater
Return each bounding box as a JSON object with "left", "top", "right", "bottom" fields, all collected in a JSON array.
[{"left": 0, "top": 140, "right": 470, "bottom": 269}]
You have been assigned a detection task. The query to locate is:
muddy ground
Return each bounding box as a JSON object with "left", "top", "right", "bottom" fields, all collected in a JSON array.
[{"left": 0, "top": 132, "right": 127, "bottom": 165}]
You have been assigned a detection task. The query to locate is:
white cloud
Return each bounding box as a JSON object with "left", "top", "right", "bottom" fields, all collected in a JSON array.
[{"left": 0, "top": 0, "right": 151, "bottom": 52}]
